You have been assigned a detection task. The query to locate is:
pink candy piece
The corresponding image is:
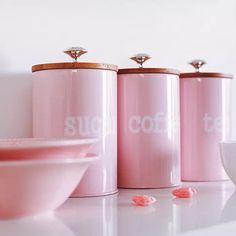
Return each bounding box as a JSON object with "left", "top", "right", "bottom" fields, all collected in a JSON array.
[
  {"left": 172, "top": 187, "right": 197, "bottom": 198},
  {"left": 132, "top": 195, "right": 156, "bottom": 206}
]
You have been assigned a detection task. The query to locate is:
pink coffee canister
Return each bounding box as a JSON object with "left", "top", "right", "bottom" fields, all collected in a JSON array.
[
  {"left": 32, "top": 47, "right": 118, "bottom": 197},
  {"left": 180, "top": 60, "right": 233, "bottom": 181},
  {"left": 118, "top": 54, "right": 181, "bottom": 188}
]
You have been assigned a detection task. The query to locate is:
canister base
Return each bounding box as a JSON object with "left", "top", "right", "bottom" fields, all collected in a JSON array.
[
  {"left": 70, "top": 189, "right": 118, "bottom": 198},
  {"left": 182, "top": 178, "right": 230, "bottom": 182},
  {"left": 118, "top": 184, "right": 180, "bottom": 189}
]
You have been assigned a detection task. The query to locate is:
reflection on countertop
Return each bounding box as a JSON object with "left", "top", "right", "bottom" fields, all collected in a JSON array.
[
  {"left": 0, "top": 213, "right": 74, "bottom": 236},
  {"left": 56, "top": 194, "right": 117, "bottom": 236},
  {"left": 117, "top": 181, "right": 234, "bottom": 236},
  {"left": 1, "top": 181, "right": 236, "bottom": 236}
]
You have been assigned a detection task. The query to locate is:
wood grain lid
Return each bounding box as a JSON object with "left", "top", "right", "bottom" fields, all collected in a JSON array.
[
  {"left": 118, "top": 68, "right": 180, "bottom": 75},
  {"left": 32, "top": 62, "right": 118, "bottom": 72},
  {"left": 180, "top": 72, "right": 233, "bottom": 79},
  {"left": 180, "top": 59, "right": 233, "bottom": 79},
  {"left": 118, "top": 54, "right": 179, "bottom": 75}
]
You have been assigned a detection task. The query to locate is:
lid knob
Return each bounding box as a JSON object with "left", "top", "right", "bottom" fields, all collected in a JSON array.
[
  {"left": 64, "top": 47, "right": 87, "bottom": 62},
  {"left": 189, "top": 59, "right": 206, "bottom": 72},
  {"left": 130, "top": 53, "right": 151, "bottom": 68}
]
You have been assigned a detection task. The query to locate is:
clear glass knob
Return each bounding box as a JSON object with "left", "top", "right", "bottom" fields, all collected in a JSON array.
[
  {"left": 189, "top": 59, "right": 206, "bottom": 72},
  {"left": 64, "top": 47, "right": 87, "bottom": 62},
  {"left": 130, "top": 53, "right": 151, "bottom": 68}
]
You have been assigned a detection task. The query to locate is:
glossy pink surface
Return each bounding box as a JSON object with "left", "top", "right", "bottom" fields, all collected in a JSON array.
[
  {"left": 181, "top": 77, "right": 232, "bottom": 181},
  {"left": 118, "top": 73, "right": 180, "bottom": 188},
  {"left": 0, "top": 138, "right": 96, "bottom": 161},
  {"left": 0, "top": 156, "right": 98, "bottom": 219},
  {"left": 33, "top": 69, "right": 117, "bottom": 196}
]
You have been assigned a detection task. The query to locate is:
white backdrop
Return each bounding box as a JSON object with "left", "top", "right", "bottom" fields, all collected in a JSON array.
[{"left": 0, "top": 0, "right": 236, "bottom": 138}]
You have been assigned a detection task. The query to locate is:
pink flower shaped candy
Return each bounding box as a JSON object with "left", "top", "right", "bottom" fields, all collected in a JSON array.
[
  {"left": 172, "top": 187, "right": 197, "bottom": 198},
  {"left": 132, "top": 195, "right": 156, "bottom": 206}
]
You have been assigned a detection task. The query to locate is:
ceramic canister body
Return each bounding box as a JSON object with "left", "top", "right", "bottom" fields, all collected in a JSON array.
[
  {"left": 33, "top": 68, "right": 117, "bottom": 196},
  {"left": 118, "top": 72, "right": 181, "bottom": 188},
  {"left": 181, "top": 76, "right": 232, "bottom": 181}
]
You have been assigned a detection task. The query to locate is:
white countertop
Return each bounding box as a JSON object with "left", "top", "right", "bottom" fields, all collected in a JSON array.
[{"left": 1, "top": 181, "right": 236, "bottom": 236}]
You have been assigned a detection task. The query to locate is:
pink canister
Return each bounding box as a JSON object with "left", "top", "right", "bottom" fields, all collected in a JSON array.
[
  {"left": 32, "top": 47, "right": 118, "bottom": 197},
  {"left": 180, "top": 60, "right": 233, "bottom": 181},
  {"left": 118, "top": 54, "right": 181, "bottom": 188}
]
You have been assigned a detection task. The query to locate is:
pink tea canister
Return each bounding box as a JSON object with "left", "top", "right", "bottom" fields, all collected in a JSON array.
[
  {"left": 118, "top": 54, "right": 181, "bottom": 188},
  {"left": 180, "top": 60, "right": 233, "bottom": 181},
  {"left": 32, "top": 47, "right": 118, "bottom": 197}
]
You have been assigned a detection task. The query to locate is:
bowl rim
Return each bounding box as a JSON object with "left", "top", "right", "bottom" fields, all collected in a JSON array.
[
  {"left": 0, "top": 138, "right": 98, "bottom": 150},
  {"left": 0, "top": 155, "right": 99, "bottom": 166}
]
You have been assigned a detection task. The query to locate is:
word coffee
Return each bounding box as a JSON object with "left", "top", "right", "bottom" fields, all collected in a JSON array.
[{"left": 128, "top": 112, "right": 178, "bottom": 134}]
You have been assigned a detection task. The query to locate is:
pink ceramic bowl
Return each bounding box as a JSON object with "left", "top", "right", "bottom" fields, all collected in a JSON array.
[
  {"left": 0, "top": 138, "right": 97, "bottom": 161},
  {"left": 0, "top": 155, "right": 99, "bottom": 219}
]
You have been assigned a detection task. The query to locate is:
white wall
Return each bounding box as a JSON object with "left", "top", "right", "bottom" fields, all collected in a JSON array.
[{"left": 0, "top": 0, "right": 236, "bottom": 138}]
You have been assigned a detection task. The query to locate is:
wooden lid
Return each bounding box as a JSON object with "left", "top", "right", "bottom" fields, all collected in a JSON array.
[
  {"left": 32, "top": 47, "right": 118, "bottom": 72},
  {"left": 180, "top": 72, "right": 233, "bottom": 79},
  {"left": 118, "top": 68, "right": 180, "bottom": 75},
  {"left": 119, "top": 54, "right": 179, "bottom": 75},
  {"left": 180, "top": 59, "right": 233, "bottom": 79},
  {"left": 32, "top": 62, "right": 118, "bottom": 72}
]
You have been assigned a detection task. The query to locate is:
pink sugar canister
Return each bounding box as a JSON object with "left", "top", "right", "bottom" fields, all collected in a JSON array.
[
  {"left": 180, "top": 60, "right": 233, "bottom": 181},
  {"left": 32, "top": 47, "right": 118, "bottom": 197},
  {"left": 118, "top": 54, "right": 181, "bottom": 188}
]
